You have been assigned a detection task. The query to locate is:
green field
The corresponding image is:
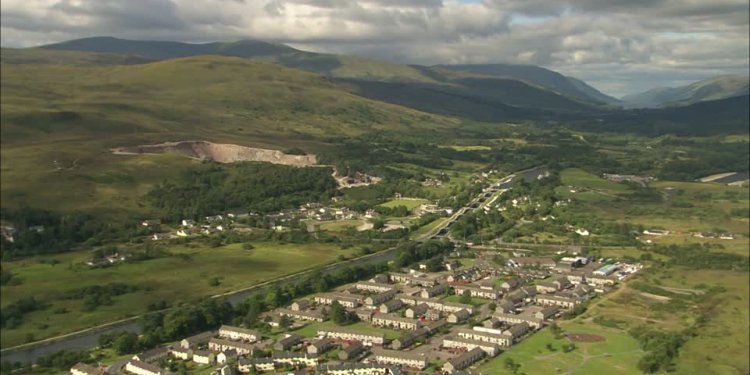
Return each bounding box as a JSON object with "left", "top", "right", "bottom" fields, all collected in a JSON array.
[
  {"left": 442, "top": 294, "right": 488, "bottom": 307},
  {"left": 480, "top": 323, "right": 644, "bottom": 375},
  {"left": 291, "top": 320, "right": 402, "bottom": 340},
  {"left": 0, "top": 241, "right": 353, "bottom": 348},
  {"left": 378, "top": 198, "right": 429, "bottom": 210},
  {"left": 316, "top": 219, "right": 367, "bottom": 232}
]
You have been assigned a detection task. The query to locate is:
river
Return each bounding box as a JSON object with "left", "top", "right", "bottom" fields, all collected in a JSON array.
[{"left": 1, "top": 247, "right": 399, "bottom": 364}]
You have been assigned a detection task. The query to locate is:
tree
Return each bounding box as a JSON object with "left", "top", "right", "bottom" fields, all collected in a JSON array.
[
  {"left": 459, "top": 291, "right": 472, "bottom": 304},
  {"left": 329, "top": 301, "right": 349, "bottom": 324},
  {"left": 112, "top": 332, "right": 139, "bottom": 354},
  {"left": 279, "top": 315, "right": 292, "bottom": 329},
  {"left": 549, "top": 322, "right": 563, "bottom": 339}
]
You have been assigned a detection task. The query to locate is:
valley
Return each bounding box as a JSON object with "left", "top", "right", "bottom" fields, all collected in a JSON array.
[{"left": 0, "top": 35, "right": 747, "bottom": 375}]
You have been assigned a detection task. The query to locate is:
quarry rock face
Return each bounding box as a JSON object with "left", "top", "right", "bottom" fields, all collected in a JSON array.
[{"left": 112, "top": 141, "right": 317, "bottom": 166}]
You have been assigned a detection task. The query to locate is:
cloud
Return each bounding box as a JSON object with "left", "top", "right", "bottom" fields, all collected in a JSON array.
[{"left": 0, "top": 0, "right": 747, "bottom": 96}]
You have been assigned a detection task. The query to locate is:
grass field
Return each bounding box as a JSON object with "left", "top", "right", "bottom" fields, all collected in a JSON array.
[
  {"left": 378, "top": 198, "right": 429, "bottom": 210},
  {"left": 0, "top": 241, "right": 353, "bottom": 348},
  {"left": 560, "top": 168, "right": 632, "bottom": 192},
  {"left": 442, "top": 294, "right": 488, "bottom": 307},
  {"left": 479, "top": 323, "right": 643, "bottom": 375},
  {"left": 291, "top": 320, "right": 401, "bottom": 340},
  {"left": 315, "top": 219, "right": 367, "bottom": 232}
]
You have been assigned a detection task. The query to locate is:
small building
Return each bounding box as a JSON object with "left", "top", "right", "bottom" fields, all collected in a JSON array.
[
  {"left": 379, "top": 299, "right": 403, "bottom": 314},
  {"left": 277, "top": 308, "right": 326, "bottom": 322},
  {"left": 238, "top": 358, "right": 274, "bottom": 373},
  {"left": 218, "top": 325, "right": 260, "bottom": 342},
  {"left": 492, "top": 312, "right": 543, "bottom": 329},
  {"left": 291, "top": 299, "right": 311, "bottom": 311},
  {"left": 216, "top": 349, "right": 238, "bottom": 365},
  {"left": 455, "top": 328, "right": 512, "bottom": 347},
  {"left": 192, "top": 350, "right": 215, "bottom": 365},
  {"left": 316, "top": 363, "right": 389, "bottom": 375},
  {"left": 503, "top": 322, "right": 530, "bottom": 341},
  {"left": 420, "top": 284, "right": 448, "bottom": 298},
  {"left": 180, "top": 331, "right": 215, "bottom": 349},
  {"left": 443, "top": 347, "right": 486, "bottom": 373},
  {"left": 271, "top": 351, "right": 318, "bottom": 368},
  {"left": 70, "top": 363, "right": 105, "bottom": 375},
  {"left": 405, "top": 303, "right": 429, "bottom": 319},
  {"left": 315, "top": 293, "right": 361, "bottom": 308},
  {"left": 132, "top": 347, "right": 169, "bottom": 363},
  {"left": 124, "top": 360, "right": 169, "bottom": 375},
  {"left": 364, "top": 289, "right": 398, "bottom": 306},
  {"left": 208, "top": 338, "right": 255, "bottom": 355},
  {"left": 338, "top": 341, "right": 365, "bottom": 360},
  {"left": 447, "top": 309, "right": 471, "bottom": 324},
  {"left": 318, "top": 327, "right": 385, "bottom": 345},
  {"left": 169, "top": 347, "right": 192, "bottom": 360},
  {"left": 508, "top": 257, "right": 556, "bottom": 268},
  {"left": 442, "top": 336, "right": 501, "bottom": 357},
  {"left": 274, "top": 334, "right": 303, "bottom": 351},
  {"left": 370, "top": 348, "right": 427, "bottom": 370},
  {"left": 534, "top": 306, "right": 560, "bottom": 320},
  {"left": 307, "top": 337, "right": 334, "bottom": 355},
  {"left": 371, "top": 314, "right": 422, "bottom": 330},
  {"left": 355, "top": 281, "right": 395, "bottom": 293}
]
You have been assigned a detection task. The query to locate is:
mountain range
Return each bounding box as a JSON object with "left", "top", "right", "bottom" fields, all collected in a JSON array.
[
  {"left": 1, "top": 36, "right": 747, "bottom": 136},
  {"left": 35, "top": 37, "right": 616, "bottom": 113},
  {"left": 621, "top": 75, "right": 749, "bottom": 108}
]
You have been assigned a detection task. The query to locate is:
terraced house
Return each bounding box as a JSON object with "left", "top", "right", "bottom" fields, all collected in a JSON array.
[
  {"left": 315, "top": 292, "right": 361, "bottom": 308},
  {"left": 456, "top": 328, "right": 512, "bottom": 347},
  {"left": 318, "top": 327, "right": 386, "bottom": 345},
  {"left": 442, "top": 336, "right": 501, "bottom": 357},
  {"left": 218, "top": 325, "right": 260, "bottom": 342},
  {"left": 371, "top": 313, "right": 422, "bottom": 330},
  {"left": 277, "top": 307, "right": 326, "bottom": 322},
  {"left": 453, "top": 284, "right": 501, "bottom": 300},
  {"left": 355, "top": 281, "right": 396, "bottom": 293},
  {"left": 370, "top": 348, "right": 427, "bottom": 370},
  {"left": 208, "top": 338, "right": 255, "bottom": 355},
  {"left": 443, "top": 347, "right": 486, "bottom": 374}
]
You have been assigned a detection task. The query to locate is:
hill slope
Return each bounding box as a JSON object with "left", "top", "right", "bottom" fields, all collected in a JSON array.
[
  {"left": 0, "top": 54, "right": 464, "bottom": 215},
  {"left": 621, "top": 75, "right": 750, "bottom": 108},
  {"left": 37, "top": 37, "right": 608, "bottom": 113},
  {"left": 435, "top": 63, "right": 620, "bottom": 105}
]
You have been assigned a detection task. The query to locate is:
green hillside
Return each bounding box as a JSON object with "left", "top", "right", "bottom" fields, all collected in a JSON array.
[
  {"left": 621, "top": 75, "right": 750, "bottom": 108},
  {"left": 36, "top": 37, "right": 608, "bottom": 113},
  {"left": 435, "top": 63, "right": 620, "bottom": 105},
  {"left": 0, "top": 53, "right": 460, "bottom": 217}
]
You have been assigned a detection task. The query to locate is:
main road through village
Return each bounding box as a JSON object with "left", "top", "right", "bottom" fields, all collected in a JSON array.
[{"left": 0, "top": 168, "right": 542, "bottom": 364}]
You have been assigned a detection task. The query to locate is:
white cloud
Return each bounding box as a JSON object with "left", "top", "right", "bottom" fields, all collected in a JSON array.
[{"left": 0, "top": 0, "right": 747, "bottom": 96}]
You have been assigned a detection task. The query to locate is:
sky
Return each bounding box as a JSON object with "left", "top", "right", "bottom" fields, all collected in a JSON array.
[{"left": 1, "top": 0, "right": 748, "bottom": 97}]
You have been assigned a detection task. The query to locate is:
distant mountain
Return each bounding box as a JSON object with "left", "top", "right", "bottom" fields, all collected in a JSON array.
[
  {"left": 572, "top": 95, "right": 750, "bottom": 136},
  {"left": 34, "top": 37, "right": 610, "bottom": 114},
  {"left": 621, "top": 75, "right": 750, "bottom": 108},
  {"left": 434, "top": 63, "right": 620, "bottom": 106},
  {"left": 42, "top": 36, "right": 297, "bottom": 60}
]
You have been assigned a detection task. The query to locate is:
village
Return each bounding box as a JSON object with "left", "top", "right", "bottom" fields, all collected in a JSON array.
[
  {"left": 144, "top": 199, "right": 455, "bottom": 244},
  {"left": 69, "top": 248, "right": 642, "bottom": 375}
]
